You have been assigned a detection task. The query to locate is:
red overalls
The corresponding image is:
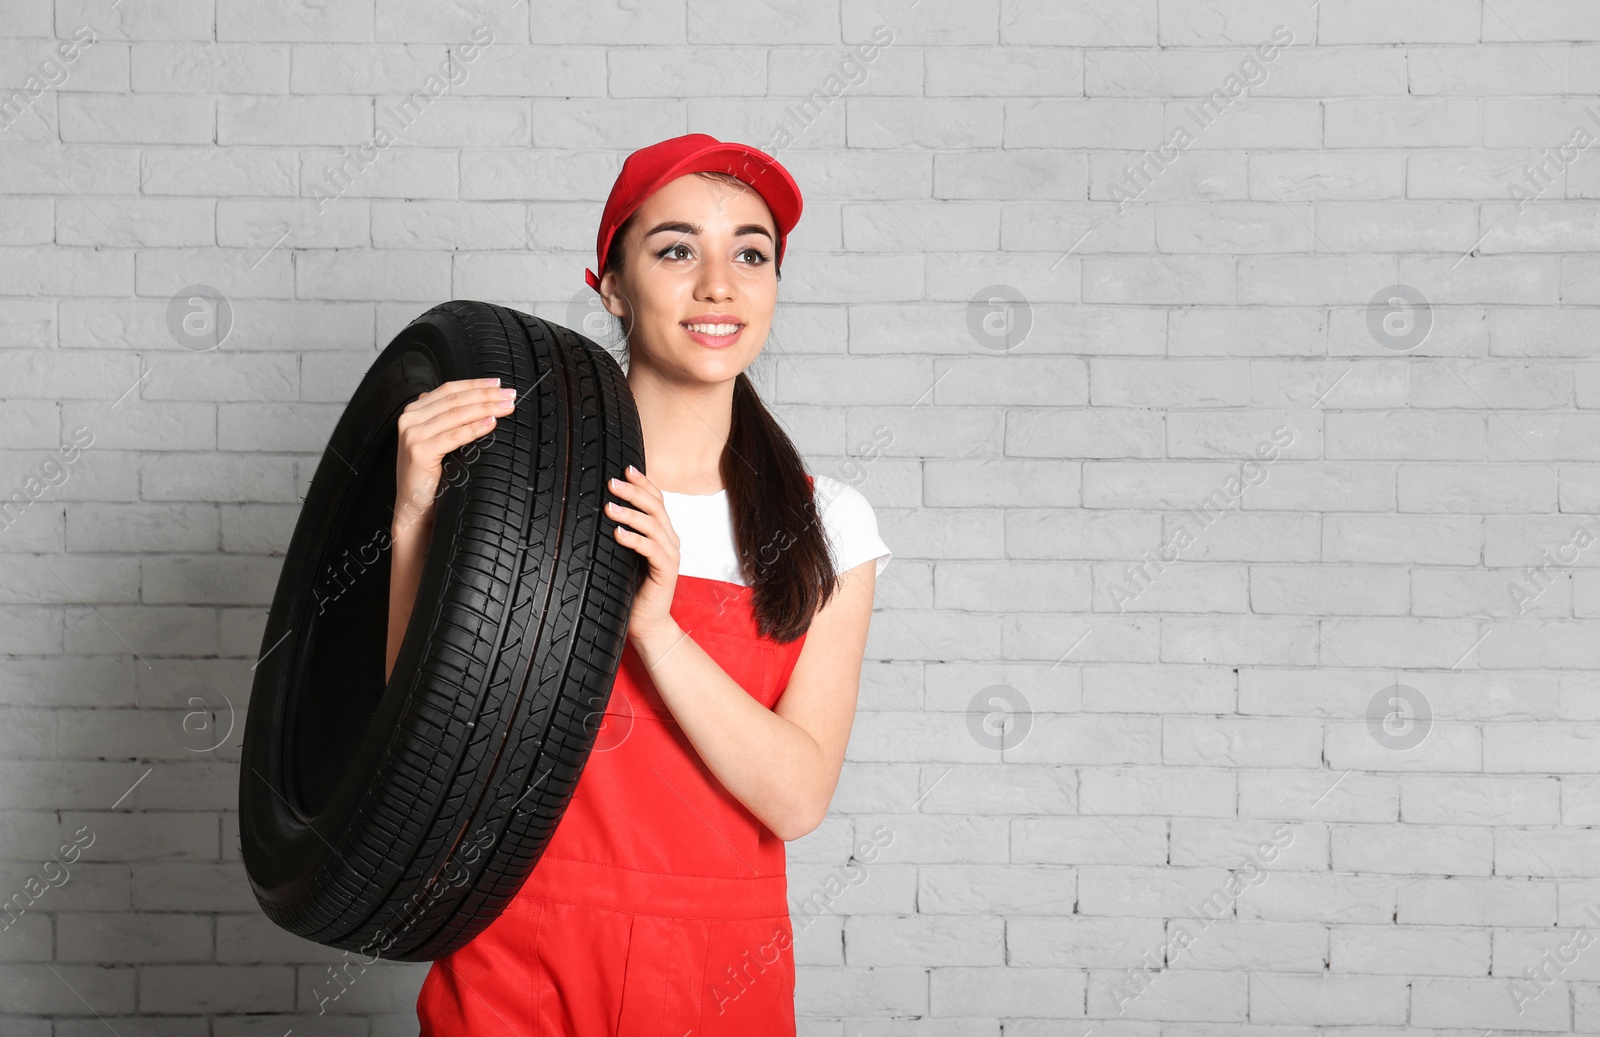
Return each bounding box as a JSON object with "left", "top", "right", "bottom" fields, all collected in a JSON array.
[{"left": 416, "top": 551, "right": 809, "bottom": 1035}]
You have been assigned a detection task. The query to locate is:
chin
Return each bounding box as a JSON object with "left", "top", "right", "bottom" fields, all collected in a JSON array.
[{"left": 696, "top": 356, "right": 750, "bottom": 379}]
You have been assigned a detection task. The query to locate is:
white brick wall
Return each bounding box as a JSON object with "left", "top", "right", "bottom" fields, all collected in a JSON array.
[{"left": 2, "top": 0, "right": 1599, "bottom": 1033}]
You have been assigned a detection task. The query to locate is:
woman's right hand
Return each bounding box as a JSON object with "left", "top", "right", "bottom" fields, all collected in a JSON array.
[
  {"left": 387, "top": 377, "right": 518, "bottom": 681},
  {"left": 393, "top": 377, "right": 519, "bottom": 535}
]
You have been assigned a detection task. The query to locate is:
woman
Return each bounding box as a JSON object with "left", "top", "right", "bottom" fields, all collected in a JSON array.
[{"left": 393, "top": 134, "right": 891, "bottom": 1035}]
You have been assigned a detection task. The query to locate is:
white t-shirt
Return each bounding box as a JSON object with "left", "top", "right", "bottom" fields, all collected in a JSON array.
[{"left": 660, "top": 473, "right": 891, "bottom": 587}]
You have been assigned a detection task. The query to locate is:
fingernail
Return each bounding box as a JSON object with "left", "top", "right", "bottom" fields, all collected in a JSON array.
[{"left": 627, "top": 465, "right": 638, "bottom": 475}]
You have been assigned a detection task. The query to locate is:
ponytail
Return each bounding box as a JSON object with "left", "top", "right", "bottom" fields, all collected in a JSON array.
[{"left": 723, "top": 372, "right": 836, "bottom": 641}]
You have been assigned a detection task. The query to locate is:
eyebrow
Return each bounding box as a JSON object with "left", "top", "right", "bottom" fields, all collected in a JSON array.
[{"left": 643, "top": 220, "right": 773, "bottom": 243}]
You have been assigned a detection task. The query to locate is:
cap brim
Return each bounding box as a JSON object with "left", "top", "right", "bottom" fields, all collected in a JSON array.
[{"left": 652, "top": 143, "right": 803, "bottom": 245}]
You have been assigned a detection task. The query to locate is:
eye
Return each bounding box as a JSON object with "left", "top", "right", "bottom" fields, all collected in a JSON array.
[{"left": 652, "top": 242, "right": 771, "bottom": 265}]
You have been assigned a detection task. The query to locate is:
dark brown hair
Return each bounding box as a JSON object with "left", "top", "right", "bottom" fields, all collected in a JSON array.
[{"left": 603, "top": 170, "right": 837, "bottom": 642}]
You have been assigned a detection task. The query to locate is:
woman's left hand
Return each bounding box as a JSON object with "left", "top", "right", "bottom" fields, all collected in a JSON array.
[{"left": 606, "top": 464, "right": 682, "bottom": 646}]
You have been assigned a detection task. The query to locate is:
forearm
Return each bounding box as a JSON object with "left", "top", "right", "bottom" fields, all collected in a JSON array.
[
  {"left": 633, "top": 622, "right": 826, "bottom": 841},
  {"left": 385, "top": 517, "right": 432, "bottom": 682}
]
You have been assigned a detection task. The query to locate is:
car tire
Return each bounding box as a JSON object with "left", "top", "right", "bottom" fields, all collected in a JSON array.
[{"left": 238, "top": 299, "right": 644, "bottom": 963}]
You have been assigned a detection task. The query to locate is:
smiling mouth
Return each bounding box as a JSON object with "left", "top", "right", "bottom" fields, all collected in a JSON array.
[{"left": 680, "top": 322, "right": 744, "bottom": 336}]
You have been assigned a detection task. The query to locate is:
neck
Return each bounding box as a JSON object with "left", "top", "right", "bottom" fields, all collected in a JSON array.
[{"left": 626, "top": 360, "right": 735, "bottom": 494}]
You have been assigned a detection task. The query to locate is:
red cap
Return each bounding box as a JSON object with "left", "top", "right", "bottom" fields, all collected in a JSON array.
[{"left": 585, "top": 133, "right": 803, "bottom": 293}]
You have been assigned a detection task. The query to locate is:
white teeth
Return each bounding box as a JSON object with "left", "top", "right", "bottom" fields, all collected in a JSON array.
[{"left": 683, "top": 323, "right": 741, "bottom": 336}]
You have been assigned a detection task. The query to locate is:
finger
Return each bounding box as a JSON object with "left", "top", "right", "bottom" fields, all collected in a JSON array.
[
  {"left": 411, "top": 411, "right": 505, "bottom": 464},
  {"left": 405, "top": 383, "right": 513, "bottom": 422},
  {"left": 606, "top": 479, "right": 646, "bottom": 507},
  {"left": 611, "top": 482, "right": 678, "bottom": 548},
  {"left": 604, "top": 500, "right": 667, "bottom": 538},
  {"left": 606, "top": 507, "right": 678, "bottom": 565},
  {"left": 411, "top": 377, "right": 500, "bottom": 408},
  {"left": 613, "top": 524, "right": 657, "bottom": 557},
  {"left": 404, "top": 393, "right": 517, "bottom": 443},
  {"left": 608, "top": 476, "right": 659, "bottom": 512},
  {"left": 402, "top": 382, "right": 514, "bottom": 428},
  {"left": 611, "top": 522, "right": 679, "bottom": 578},
  {"left": 608, "top": 488, "right": 679, "bottom": 550},
  {"left": 624, "top": 465, "right": 664, "bottom": 503},
  {"left": 608, "top": 474, "right": 666, "bottom": 515}
]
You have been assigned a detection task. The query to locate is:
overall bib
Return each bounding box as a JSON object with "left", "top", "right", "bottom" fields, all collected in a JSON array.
[{"left": 416, "top": 500, "right": 812, "bottom": 1036}]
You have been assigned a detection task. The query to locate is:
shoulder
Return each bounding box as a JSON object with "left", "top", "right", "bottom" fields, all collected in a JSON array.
[
  {"left": 810, "top": 473, "right": 891, "bottom": 578},
  {"left": 812, "top": 474, "right": 875, "bottom": 529}
]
